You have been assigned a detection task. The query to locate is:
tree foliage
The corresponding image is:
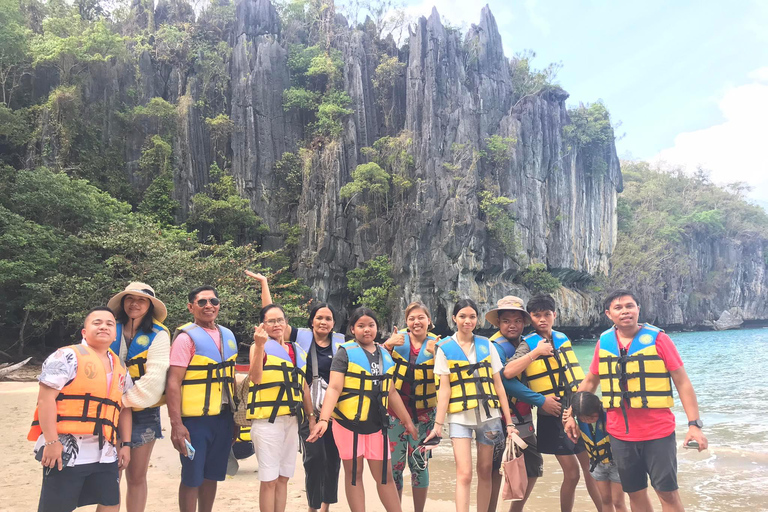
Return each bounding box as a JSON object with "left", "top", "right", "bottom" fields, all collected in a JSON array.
[
  {"left": 519, "top": 263, "right": 562, "bottom": 293},
  {"left": 610, "top": 160, "right": 768, "bottom": 294},
  {"left": 564, "top": 102, "right": 614, "bottom": 175},
  {"left": 346, "top": 255, "right": 396, "bottom": 321}
]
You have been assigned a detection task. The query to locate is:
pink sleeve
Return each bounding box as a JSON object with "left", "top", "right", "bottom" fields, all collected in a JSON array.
[
  {"left": 169, "top": 332, "right": 195, "bottom": 367},
  {"left": 589, "top": 341, "right": 601, "bottom": 375},
  {"left": 654, "top": 332, "right": 683, "bottom": 372}
]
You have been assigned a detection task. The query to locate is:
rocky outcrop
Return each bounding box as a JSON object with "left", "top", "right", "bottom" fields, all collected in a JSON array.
[{"left": 636, "top": 236, "right": 768, "bottom": 330}]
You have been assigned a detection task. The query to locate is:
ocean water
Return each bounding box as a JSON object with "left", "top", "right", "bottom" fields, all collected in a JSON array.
[
  {"left": 414, "top": 328, "right": 768, "bottom": 511},
  {"left": 572, "top": 328, "right": 768, "bottom": 512}
]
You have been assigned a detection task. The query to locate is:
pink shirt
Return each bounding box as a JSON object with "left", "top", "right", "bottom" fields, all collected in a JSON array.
[
  {"left": 590, "top": 330, "right": 683, "bottom": 441},
  {"left": 170, "top": 326, "right": 222, "bottom": 367}
]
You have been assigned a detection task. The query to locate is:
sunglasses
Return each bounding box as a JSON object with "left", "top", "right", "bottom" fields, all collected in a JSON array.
[{"left": 195, "top": 298, "right": 220, "bottom": 307}]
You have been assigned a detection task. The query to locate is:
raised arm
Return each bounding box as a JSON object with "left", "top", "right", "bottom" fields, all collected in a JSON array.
[{"left": 245, "top": 271, "right": 294, "bottom": 340}]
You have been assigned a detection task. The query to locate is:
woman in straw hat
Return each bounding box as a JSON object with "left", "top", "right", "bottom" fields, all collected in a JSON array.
[{"left": 108, "top": 282, "right": 170, "bottom": 512}]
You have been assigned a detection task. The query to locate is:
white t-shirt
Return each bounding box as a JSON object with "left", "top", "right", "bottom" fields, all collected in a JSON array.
[
  {"left": 33, "top": 340, "right": 134, "bottom": 466},
  {"left": 434, "top": 335, "right": 503, "bottom": 426}
]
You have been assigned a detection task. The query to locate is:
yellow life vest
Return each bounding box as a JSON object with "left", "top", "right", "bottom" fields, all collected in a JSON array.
[
  {"left": 522, "top": 330, "right": 584, "bottom": 400},
  {"left": 597, "top": 324, "right": 673, "bottom": 432},
  {"left": 236, "top": 425, "right": 251, "bottom": 443},
  {"left": 175, "top": 323, "right": 238, "bottom": 417},
  {"left": 246, "top": 339, "right": 307, "bottom": 422},
  {"left": 391, "top": 330, "right": 438, "bottom": 411},
  {"left": 333, "top": 341, "right": 395, "bottom": 486},
  {"left": 28, "top": 344, "right": 126, "bottom": 448},
  {"left": 111, "top": 321, "right": 169, "bottom": 410},
  {"left": 435, "top": 335, "right": 501, "bottom": 418},
  {"left": 579, "top": 412, "right": 613, "bottom": 471}
]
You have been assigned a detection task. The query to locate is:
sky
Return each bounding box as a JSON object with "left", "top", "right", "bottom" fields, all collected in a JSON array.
[{"left": 394, "top": 0, "right": 768, "bottom": 207}]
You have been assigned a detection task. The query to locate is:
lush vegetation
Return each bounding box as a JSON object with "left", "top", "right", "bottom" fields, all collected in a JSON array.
[{"left": 610, "top": 161, "right": 768, "bottom": 295}]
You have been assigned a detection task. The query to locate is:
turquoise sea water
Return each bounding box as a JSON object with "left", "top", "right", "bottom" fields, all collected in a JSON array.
[{"left": 419, "top": 328, "right": 768, "bottom": 511}]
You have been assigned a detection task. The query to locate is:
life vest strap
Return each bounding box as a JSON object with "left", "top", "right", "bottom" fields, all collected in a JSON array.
[{"left": 36, "top": 392, "right": 122, "bottom": 448}]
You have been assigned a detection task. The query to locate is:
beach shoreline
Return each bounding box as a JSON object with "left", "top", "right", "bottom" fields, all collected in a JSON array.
[{"left": 1, "top": 380, "right": 764, "bottom": 512}]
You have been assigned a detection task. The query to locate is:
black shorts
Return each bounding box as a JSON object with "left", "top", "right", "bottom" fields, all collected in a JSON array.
[
  {"left": 610, "top": 432, "right": 678, "bottom": 493},
  {"left": 492, "top": 433, "right": 544, "bottom": 478},
  {"left": 537, "top": 414, "right": 585, "bottom": 456},
  {"left": 38, "top": 461, "right": 120, "bottom": 512}
]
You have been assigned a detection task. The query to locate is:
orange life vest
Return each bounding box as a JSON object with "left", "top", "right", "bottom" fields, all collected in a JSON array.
[{"left": 28, "top": 344, "right": 126, "bottom": 448}]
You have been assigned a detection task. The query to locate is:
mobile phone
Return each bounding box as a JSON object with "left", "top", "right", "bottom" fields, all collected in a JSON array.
[
  {"left": 184, "top": 439, "right": 196, "bottom": 459},
  {"left": 35, "top": 446, "right": 73, "bottom": 467},
  {"left": 419, "top": 436, "right": 441, "bottom": 447},
  {"left": 683, "top": 440, "right": 699, "bottom": 450}
]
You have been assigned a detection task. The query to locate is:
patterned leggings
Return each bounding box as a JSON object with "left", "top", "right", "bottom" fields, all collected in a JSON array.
[{"left": 388, "top": 409, "right": 435, "bottom": 490}]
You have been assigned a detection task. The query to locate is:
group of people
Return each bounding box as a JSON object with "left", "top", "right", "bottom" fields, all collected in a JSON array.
[{"left": 29, "top": 275, "right": 708, "bottom": 512}]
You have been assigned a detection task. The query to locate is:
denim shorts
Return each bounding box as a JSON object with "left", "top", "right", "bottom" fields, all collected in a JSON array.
[
  {"left": 449, "top": 418, "right": 503, "bottom": 446},
  {"left": 131, "top": 407, "right": 163, "bottom": 447},
  {"left": 590, "top": 460, "right": 621, "bottom": 483}
]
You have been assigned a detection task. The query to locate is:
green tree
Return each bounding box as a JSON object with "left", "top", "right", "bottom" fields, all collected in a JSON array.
[
  {"left": 187, "top": 163, "right": 263, "bottom": 243},
  {"left": 479, "top": 190, "right": 518, "bottom": 258},
  {"left": 31, "top": 14, "right": 127, "bottom": 84},
  {"left": 0, "top": 0, "right": 31, "bottom": 107},
  {"left": 564, "top": 102, "right": 614, "bottom": 175},
  {"left": 346, "top": 255, "right": 396, "bottom": 320},
  {"left": 519, "top": 263, "right": 561, "bottom": 293}
]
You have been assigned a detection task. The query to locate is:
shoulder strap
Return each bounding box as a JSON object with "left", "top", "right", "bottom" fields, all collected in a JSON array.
[{"left": 310, "top": 341, "right": 319, "bottom": 380}]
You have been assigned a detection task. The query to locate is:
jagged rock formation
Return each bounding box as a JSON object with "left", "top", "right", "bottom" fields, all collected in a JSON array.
[{"left": 21, "top": 0, "right": 768, "bottom": 332}]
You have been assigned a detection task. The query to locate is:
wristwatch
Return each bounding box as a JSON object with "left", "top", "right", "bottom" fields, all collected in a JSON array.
[
  {"left": 687, "top": 419, "right": 703, "bottom": 428},
  {"left": 122, "top": 441, "right": 134, "bottom": 448}
]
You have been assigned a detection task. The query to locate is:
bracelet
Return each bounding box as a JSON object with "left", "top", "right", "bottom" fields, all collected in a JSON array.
[
  {"left": 434, "top": 421, "right": 444, "bottom": 426},
  {"left": 318, "top": 418, "right": 329, "bottom": 424},
  {"left": 43, "top": 439, "right": 60, "bottom": 447},
  {"left": 527, "top": 353, "right": 535, "bottom": 362}
]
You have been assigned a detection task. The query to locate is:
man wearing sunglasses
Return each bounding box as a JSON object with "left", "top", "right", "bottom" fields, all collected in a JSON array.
[{"left": 166, "top": 286, "right": 238, "bottom": 512}]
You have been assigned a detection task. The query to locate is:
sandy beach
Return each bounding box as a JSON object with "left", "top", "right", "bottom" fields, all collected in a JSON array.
[{"left": 1, "top": 380, "right": 762, "bottom": 512}]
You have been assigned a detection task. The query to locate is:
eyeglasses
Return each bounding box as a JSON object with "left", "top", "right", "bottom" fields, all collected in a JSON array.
[
  {"left": 264, "top": 318, "right": 286, "bottom": 326},
  {"left": 196, "top": 298, "right": 220, "bottom": 307}
]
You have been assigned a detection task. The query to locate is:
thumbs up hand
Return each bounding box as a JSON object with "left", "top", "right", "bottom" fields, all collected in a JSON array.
[{"left": 383, "top": 325, "right": 405, "bottom": 351}]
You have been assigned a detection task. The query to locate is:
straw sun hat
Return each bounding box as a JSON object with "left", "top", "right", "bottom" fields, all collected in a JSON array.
[
  {"left": 108, "top": 282, "right": 168, "bottom": 322},
  {"left": 485, "top": 295, "right": 531, "bottom": 327}
]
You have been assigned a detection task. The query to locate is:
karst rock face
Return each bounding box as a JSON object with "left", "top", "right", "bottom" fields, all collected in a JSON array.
[{"left": 27, "top": 0, "right": 767, "bottom": 332}]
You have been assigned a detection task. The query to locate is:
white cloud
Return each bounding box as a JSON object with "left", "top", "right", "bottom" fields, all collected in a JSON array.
[{"left": 653, "top": 70, "right": 768, "bottom": 205}]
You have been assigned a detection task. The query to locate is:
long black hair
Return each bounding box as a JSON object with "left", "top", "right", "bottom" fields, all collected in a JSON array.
[
  {"left": 115, "top": 297, "right": 155, "bottom": 334},
  {"left": 570, "top": 391, "right": 603, "bottom": 420},
  {"left": 307, "top": 302, "right": 337, "bottom": 329}
]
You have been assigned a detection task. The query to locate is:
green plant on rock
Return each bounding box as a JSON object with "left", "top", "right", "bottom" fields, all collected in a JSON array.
[
  {"left": 510, "top": 49, "right": 562, "bottom": 105},
  {"left": 314, "top": 90, "right": 353, "bottom": 138},
  {"left": 187, "top": 163, "right": 263, "bottom": 244},
  {"left": 346, "top": 255, "right": 396, "bottom": 320},
  {"left": 519, "top": 263, "right": 561, "bottom": 293},
  {"left": 478, "top": 190, "right": 518, "bottom": 258},
  {"left": 483, "top": 134, "right": 516, "bottom": 173},
  {"left": 564, "top": 102, "right": 614, "bottom": 176}
]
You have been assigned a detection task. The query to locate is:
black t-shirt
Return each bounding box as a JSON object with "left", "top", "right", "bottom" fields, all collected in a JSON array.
[{"left": 306, "top": 340, "right": 334, "bottom": 385}]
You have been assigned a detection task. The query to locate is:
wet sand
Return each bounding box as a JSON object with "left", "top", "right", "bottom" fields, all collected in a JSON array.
[{"left": 1, "top": 381, "right": 765, "bottom": 511}]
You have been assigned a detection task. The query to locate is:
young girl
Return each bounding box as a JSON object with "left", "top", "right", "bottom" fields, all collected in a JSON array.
[
  {"left": 382, "top": 302, "right": 440, "bottom": 512},
  {"left": 565, "top": 391, "right": 628, "bottom": 512},
  {"left": 424, "top": 299, "right": 517, "bottom": 512},
  {"left": 307, "top": 307, "right": 418, "bottom": 512},
  {"left": 248, "top": 304, "right": 315, "bottom": 512}
]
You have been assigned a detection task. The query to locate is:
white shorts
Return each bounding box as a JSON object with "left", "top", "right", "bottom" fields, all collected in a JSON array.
[{"left": 251, "top": 415, "right": 299, "bottom": 481}]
